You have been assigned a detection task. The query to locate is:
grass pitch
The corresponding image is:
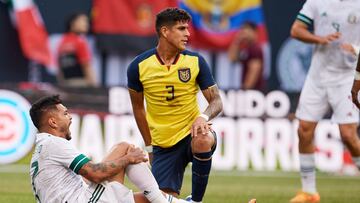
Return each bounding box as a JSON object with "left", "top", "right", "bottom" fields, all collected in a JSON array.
[{"left": 1, "top": 165, "right": 360, "bottom": 203}]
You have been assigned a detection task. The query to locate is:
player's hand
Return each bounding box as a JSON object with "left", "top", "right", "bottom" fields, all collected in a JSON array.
[
  {"left": 191, "top": 117, "right": 210, "bottom": 137},
  {"left": 319, "top": 32, "right": 341, "bottom": 44},
  {"left": 340, "top": 43, "right": 357, "bottom": 56},
  {"left": 351, "top": 80, "right": 360, "bottom": 109},
  {"left": 126, "top": 146, "right": 148, "bottom": 164}
]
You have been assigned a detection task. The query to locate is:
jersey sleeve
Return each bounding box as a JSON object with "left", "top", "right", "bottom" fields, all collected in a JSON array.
[
  {"left": 297, "top": 0, "right": 318, "bottom": 27},
  {"left": 127, "top": 58, "right": 143, "bottom": 92},
  {"left": 76, "top": 37, "right": 92, "bottom": 65},
  {"left": 50, "top": 138, "right": 90, "bottom": 174},
  {"left": 196, "top": 54, "right": 216, "bottom": 90}
]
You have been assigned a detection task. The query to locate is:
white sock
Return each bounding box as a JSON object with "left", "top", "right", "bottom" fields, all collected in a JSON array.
[
  {"left": 126, "top": 163, "right": 166, "bottom": 203},
  {"left": 352, "top": 156, "right": 360, "bottom": 169},
  {"left": 165, "top": 194, "right": 189, "bottom": 203},
  {"left": 299, "top": 153, "right": 316, "bottom": 194},
  {"left": 191, "top": 200, "right": 202, "bottom": 203}
]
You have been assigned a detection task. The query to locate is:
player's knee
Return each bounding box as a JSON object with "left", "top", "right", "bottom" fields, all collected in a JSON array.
[
  {"left": 192, "top": 132, "right": 214, "bottom": 153},
  {"left": 115, "top": 142, "right": 130, "bottom": 149},
  {"left": 110, "top": 142, "right": 131, "bottom": 154},
  {"left": 298, "top": 123, "right": 315, "bottom": 142}
]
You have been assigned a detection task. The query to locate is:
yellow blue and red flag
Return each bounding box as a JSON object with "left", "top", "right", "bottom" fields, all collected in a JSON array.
[{"left": 179, "top": 0, "right": 268, "bottom": 50}]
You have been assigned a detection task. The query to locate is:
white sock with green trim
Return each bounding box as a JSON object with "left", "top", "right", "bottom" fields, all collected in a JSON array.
[{"left": 125, "top": 163, "right": 166, "bottom": 203}]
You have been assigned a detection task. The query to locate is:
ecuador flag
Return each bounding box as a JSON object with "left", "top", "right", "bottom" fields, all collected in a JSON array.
[{"left": 179, "top": 0, "right": 268, "bottom": 50}]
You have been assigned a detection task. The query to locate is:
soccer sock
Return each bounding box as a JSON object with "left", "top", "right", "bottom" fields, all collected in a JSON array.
[
  {"left": 191, "top": 151, "right": 213, "bottom": 202},
  {"left": 125, "top": 163, "right": 166, "bottom": 203},
  {"left": 299, "top": 153, "right": 317, "bottom": 194},
  {"left": 351, "top": 156, "right": 360, "bottom": 169},
  {"left": 165, "top": 194, "right": 189, "bottom": 203}
]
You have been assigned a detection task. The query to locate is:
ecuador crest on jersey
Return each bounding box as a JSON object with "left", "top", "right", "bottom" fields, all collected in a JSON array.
[{"left": 178, "top": 68, "right": 191, "bottom": 83}]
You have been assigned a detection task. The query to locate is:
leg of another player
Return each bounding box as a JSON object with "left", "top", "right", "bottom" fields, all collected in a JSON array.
[
  {"left": 102, "top": 142, "right": 165, "bottom": 203},
  {"left": 190, "top": 131, "right": 216, "bottom": 203},
  {"left": 104, "top": 142, "right": 186, "bottom": 203},
  {"left": 298, "top": 120, "right": 317, "bottom": 194},
  {"left": 102, "top": 142, "right": 129, "bottom": 183},
  {"left": 290, "top": 119, "right": 321, "bottom": 203},
  {"left": 339, "top": 123, "right": 360, "bottom": 169}
]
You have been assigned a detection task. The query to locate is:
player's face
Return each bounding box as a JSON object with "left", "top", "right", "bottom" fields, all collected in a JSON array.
[
  {"left": 54, "top": 104, "right": 72, "bottom": 140},
  {"left": 166, "top": 21, "right": 190, "bottom": 51}
]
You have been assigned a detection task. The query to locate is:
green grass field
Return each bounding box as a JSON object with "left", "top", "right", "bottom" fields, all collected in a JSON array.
[{"left": 1, "top": 165, "right": 360, "bottom": 203}]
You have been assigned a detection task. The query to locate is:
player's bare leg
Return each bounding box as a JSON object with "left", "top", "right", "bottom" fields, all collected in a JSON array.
[
  {"left": 290, "top": 120, "right": 320, "bottom": 203},
  {"left": 298, "top": 120, "right": 317, "bottom": 154},
  {"left": 339, "top": 123, "right": 360, "bottom": 169},
  {"left": 102, "top": 142, "right": 129, "bottom": 183}
]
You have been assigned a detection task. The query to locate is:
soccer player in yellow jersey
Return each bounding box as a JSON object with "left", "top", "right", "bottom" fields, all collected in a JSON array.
[{"left": 127, "top": 8, "right": 223, "bottom": 203}]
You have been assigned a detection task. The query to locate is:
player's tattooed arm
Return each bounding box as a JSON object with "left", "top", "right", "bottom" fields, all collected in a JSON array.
[
  {"left": 201, "top": 85, "right": 223, "bottom": 120},
  {"left": 79, "top": 159, "right": 130, "bottom": 183},
  {"left": 78, "top": 147, "right": 147, "bottom": 184}
]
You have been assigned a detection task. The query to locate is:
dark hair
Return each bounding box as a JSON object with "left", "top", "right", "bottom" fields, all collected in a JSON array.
[
  {"left": 242, "top": 21, "right": 258, "bottom": 31},
  {"left": 65, "top": 12, "right": 87, "bottom": 32},
  {"left": 155, "top": 7, "right": 191, "bottom": 35},
  {"left": 29, "top": 95, "right": 62, "bottom": 129}
]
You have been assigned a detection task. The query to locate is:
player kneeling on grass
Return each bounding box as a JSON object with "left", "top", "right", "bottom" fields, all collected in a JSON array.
[{"left": 29, "top": 95, "right": 187, "bottom": 203}]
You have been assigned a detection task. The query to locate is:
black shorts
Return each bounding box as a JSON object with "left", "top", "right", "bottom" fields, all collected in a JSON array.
[{"left": 151, "top": 130, "right": 217, "bottom": 194}]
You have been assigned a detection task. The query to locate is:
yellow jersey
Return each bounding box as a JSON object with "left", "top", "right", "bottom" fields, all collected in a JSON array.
[{"left": 127, "top": 48, "right": 215, "bottom": 148}]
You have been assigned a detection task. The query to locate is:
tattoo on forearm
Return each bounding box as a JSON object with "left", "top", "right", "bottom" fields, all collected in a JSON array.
[
  {"left": 204, "top": 87, "right": 223, "bottom": 120},
  {"left": 84, "top": 159, "right": 129, "bottom": 176},
  {"left": 89, "top": 163, "right": 107, "bottom": 172},
  {"left": 80, "top": 168, "right": 88, "bottom": 175}
]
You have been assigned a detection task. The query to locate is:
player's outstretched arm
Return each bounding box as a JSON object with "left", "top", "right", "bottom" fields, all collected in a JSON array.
[
  {"left": 290, "top": 20, "right": 340, "bottom": 44},
  {"left": 351, "top": 54, "right": 360, "bottom": 109},
  {"left": 78, "top": 147, "right": 147, "bottom": 184},
  {"left": 129, "top": 90, "right": 152, "bottom": 145},
  {"left": 201, "top": 85, "right": 223, "bottom": 120},
  {"left": 192, "top": 86, "right": 223, "bottom": 137}
]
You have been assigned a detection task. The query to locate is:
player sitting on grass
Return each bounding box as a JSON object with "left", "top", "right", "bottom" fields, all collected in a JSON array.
[{"left": 29, "top": 95, "right": 187, "bottom": 203}]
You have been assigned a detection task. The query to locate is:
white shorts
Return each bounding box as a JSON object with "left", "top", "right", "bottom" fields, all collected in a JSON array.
[
  {"left": 77, "top": 181, "right": 135, "bottom": 203},
  {"left": 295, "top": 78, "right": 359, "bottom": 123}
]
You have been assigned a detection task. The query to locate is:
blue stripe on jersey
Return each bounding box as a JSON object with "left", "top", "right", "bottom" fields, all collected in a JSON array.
[
  {"left": 297, "top": 13, "right": 313, "bottom": 27},
  {"left": 127, "top": 48, "right": 157, "bottom": 92}
]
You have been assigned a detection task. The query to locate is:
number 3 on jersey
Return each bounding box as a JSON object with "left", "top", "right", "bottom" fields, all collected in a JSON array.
[{"left": 166, "top": 85, "right": 175, "bottom": 101}]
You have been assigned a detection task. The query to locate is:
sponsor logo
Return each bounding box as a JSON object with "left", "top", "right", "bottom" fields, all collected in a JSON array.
[
  {"left": 0, "top": 90, "right": 36, "bottom": 164},
  {"left": 178, "top": 68, "right": 191, "bottom": 83}
]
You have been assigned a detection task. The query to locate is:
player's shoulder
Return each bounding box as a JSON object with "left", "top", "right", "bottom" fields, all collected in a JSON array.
[
  {"left": 181, "top": 49, "right": 202, "bottom": 58},
  {"left": 130, "top": 48, "right": 157, "bottom": 65},
  {"left": 37, "top": 133, "right": 68, "bottom": 149},
  {"left": 303, "top": 0, "right": 323, "bottom": 8}
]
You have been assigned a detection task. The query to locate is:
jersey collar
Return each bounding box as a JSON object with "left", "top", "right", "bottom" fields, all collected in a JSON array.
[{"left": 155, "top": 51, "right": 180, "bottom": 66}]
